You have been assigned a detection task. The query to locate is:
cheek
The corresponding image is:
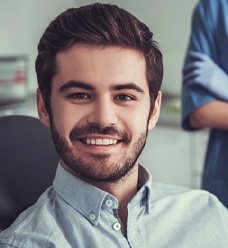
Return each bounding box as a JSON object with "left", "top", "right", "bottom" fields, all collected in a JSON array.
[
  {"left": 121, "top": 108, "right": 150, "bottom": 134},
  {"left": 50, "top": 106, "right": 75, "bottom": 139}
]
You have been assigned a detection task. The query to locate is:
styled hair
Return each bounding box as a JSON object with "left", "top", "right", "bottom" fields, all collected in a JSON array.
[{"left": 35, "top": 3, "right": 163, "bottom": 113}]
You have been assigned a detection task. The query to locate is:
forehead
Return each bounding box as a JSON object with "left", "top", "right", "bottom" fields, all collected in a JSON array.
[{"left": 53, "top": 44, "right": 148, "bottom": 90}]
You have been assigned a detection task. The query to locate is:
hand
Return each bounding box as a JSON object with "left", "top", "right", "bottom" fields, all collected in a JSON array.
[{"left": 183, "top": 51, "right": 228, "bottom": 101}]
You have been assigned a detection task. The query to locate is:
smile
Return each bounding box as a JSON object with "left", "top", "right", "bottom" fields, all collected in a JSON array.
[{"left": 82, "top": 138, "right": 118, "bottom": 145}]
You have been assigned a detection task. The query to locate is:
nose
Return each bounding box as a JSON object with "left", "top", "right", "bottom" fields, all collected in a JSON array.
[{"left": 87, "top": 96, "right": 118, "bottom": 127}]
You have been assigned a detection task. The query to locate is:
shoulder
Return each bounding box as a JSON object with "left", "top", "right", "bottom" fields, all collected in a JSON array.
[
  {"left": 198, "top": 0, "right": 220, "bottom": 12},
  {"left": 151, "top": 181, "right": 225, "bottom": 209},
  {"left": 197, "top": 0, "right": 227, "bottom": 18},
  {"left": 0, "top": 187, "right": 68, "bottom": 248},
  {"left": 152, "top": 181, "right": 216, "bottom": 200},
  {"left": 151, "top": 181, "right": 227, "bottom": 216},
  {"left": 148, "top": 182, "right": 228, "bottom": 244}
]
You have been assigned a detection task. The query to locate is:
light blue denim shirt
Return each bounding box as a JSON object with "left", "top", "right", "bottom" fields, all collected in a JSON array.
[{"left": 0, "top": 163, "right": 228, "bottom": 247}]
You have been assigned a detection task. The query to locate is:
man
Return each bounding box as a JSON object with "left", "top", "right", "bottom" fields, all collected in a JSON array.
[
  {"left": 0, "top": 3, "right": 228, "bottom": 247},
  {"left": 182, "top": 0, "right": 228, "bottom": 207}
]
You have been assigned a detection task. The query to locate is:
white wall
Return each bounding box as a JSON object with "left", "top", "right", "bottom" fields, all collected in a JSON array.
[
  {"left": 0, "top": 0, "right": 199, "bottom": 96},
  {"left": 0, "top": 0, "right": 77, "bottom": 93},
  {"left": 77, "top": 0, "right": 198, "bottom": 95}
]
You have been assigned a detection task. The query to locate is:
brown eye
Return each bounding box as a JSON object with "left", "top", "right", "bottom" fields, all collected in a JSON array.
[
  {"left": 69, "top": 93, "right": 91, "bottom": 99},
  {"left": 115, "top": 94, "right": 134, "bottom": 101}
]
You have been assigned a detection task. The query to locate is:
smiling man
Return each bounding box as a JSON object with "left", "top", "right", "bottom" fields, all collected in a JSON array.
[
  {"left": 0, "top": 3, "right": 228, "bottom": 248},
  {"left": 47, "top": 45, "right": 155, "bottom": 189}
]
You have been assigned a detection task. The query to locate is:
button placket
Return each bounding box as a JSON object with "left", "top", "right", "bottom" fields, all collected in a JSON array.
[{"left": 113, "top": 222, "right": 121, "bottom": 231}]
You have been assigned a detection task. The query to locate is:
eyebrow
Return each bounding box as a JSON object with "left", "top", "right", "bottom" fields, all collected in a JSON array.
[
  {"left": 58, "top": 80, "right": 145, "bottom": 94},
  {"left": 110, "top": 83, "right": 145, "bottom": 94},
  {"left": 58, "top": 81, "right": 95, "bottom": 92}
]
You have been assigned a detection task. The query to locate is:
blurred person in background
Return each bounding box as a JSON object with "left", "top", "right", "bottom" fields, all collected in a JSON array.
[{"left": 182, "top": 0, "right": 228, "bottom": 207}]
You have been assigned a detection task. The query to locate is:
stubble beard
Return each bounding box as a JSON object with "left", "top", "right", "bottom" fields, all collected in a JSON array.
[{"left": 50, "top": 122, "right": 148, "bottom": 184}]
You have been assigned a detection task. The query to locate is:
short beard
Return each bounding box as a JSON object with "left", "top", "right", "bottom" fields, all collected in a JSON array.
[{"left": 50, "top": 123, "right": 148, "bottom": 184}]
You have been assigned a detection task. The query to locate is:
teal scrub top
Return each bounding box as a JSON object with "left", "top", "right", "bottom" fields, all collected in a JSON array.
[{"left": 181, "top": 0, "right": 228, "bottom": 207}]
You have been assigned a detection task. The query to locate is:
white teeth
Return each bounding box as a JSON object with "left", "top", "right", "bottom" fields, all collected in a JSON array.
[
  {"left": 85, "top": 138, "right": 118, "bottom": 145},
  {"left": 96, "top": 139, "right": 102, "bottom": 145},
  {"left": 102, "top": 139, "right": 109, "bottom": 145}
]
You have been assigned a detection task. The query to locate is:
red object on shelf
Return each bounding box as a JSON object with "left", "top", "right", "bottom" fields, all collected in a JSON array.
[{"left": 13, "top": 69, "right": 26, "bottom": 84}]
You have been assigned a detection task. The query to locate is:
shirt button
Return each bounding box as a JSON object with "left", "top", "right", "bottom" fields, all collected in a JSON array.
[
  {"left": 89, "top": 213, "right": 96, "bottom": 220},
  {"left": 113, "top": 222, "right": 121, "bottom": 231},
  {"left": 105, "top": 199, "right": 113, "bottom": 207}
]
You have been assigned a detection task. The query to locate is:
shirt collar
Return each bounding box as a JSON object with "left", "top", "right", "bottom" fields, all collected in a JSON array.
[
  {"left": 53, "top": 163, "right": 116, "bottom": 226},
  {"left": 53, "top": 162, "right": 152, "bottom": 225},
  {"left": 133, "top": 163, "right": 152, "bottom": 214}
]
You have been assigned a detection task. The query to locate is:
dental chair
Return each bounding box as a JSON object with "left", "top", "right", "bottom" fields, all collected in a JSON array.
[{"left": 0, "top": 115, "right": 59, "bottom": 231}]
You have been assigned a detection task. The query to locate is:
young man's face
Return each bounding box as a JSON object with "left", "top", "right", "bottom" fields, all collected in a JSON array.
[{"left": 37, "top": 44, "right": 161, "bottom": 183}]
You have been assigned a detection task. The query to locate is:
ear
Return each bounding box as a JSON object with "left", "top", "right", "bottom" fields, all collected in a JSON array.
[
  {"left": 36, "top": 89, "right": 51, "bottom": 128},
  {"left": 148, "top": 91, "right": 162, "bottom": 130}
]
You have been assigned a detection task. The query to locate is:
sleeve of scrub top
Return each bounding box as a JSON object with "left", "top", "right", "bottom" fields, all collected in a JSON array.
[
  {"left": 183, "top": 52, "right": 228, "bottom": 101},
  {"left": 181, "top": 0, "right": 220, "bottom": 131}
]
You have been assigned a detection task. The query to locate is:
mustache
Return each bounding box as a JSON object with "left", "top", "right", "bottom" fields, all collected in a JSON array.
[{"left": 70, "top": 125, "right": 130, "bottom": 142}]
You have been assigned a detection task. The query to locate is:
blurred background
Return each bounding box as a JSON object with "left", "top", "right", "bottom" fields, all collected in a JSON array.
[{"left": 0, "top": 0, "right": 208, "bottom": 189}]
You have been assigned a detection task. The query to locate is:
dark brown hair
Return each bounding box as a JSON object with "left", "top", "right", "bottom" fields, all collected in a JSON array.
[{"left": 35, "top": 3, "right": 163, "bottom": 113}]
